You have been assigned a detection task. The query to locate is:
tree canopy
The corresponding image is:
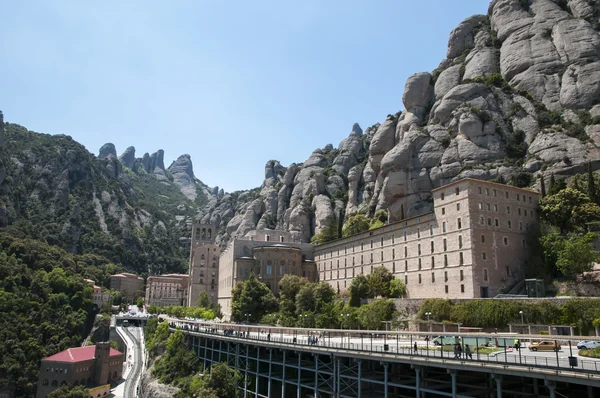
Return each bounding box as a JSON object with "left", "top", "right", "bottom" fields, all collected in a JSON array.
[{"left": 230, "top": 274, "right": 278, "bottom": 323}]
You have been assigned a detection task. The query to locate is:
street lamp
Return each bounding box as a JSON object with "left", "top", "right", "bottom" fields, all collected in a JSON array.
[
  {"left": 519, "top": 310, "right": 524, "bottom": 324},
  {"left": 245, "top": 313, "right": 250, "bottom": 323},
  {"left": 425, "top": 312, "right": 432, "bottom": 333}
]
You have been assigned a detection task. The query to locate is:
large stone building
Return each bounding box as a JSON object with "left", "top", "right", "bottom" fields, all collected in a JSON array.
[
  {"left": 109, "top": 273, "right": 144, "bottom": 301},
  {"left": 187, "top": 224, "right": 220, "bottom": 307},
  {"left": 314, "top": 179, "right": 540, "bottom": 299},
  {"left": 145, "top": 274, "right": 189, "bottom": 307},
  {"left": 36, "top": 342, "right": 123, "bottom": 398},
  {"left": 217, "top": 230, "right": 316, "bottom": 319}
]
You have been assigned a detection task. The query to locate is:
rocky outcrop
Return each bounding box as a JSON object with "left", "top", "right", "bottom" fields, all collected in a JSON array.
[
  {"left": 99, "top": 143, "right": 117, "bottom": 159},
  {"left": 119, "top": 146, "right": 136, "bottom": 169},
  {"left": 168, "top": 154, "right": 197, "bottom": 200}
]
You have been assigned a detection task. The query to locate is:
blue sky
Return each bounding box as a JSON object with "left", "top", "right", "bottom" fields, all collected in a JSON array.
[{"left": 0, "top": 0, "right": 489, "bottom": 192}]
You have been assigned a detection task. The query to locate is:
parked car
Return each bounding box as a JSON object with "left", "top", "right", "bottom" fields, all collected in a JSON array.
[
  {"left": 577, "top": 341, "right": 600, "bottom": 350},
  {"left": 529, "top": 340, "right": 561, "bottom": 351}
]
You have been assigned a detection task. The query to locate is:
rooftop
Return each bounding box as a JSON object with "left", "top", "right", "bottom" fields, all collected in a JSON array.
[
  {"left": 431, "top": 177, "right": 540, "bottom": 194},
  {"left": 43, "top": 346, "right": 122, "bottom": 363}
]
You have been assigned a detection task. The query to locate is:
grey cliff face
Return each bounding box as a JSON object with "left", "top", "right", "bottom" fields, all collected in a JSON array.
[
  {"left": 119, "top": 146, "right": 136, "bottom": 169},
  {"left": 99, "top": 143, "right": 117, "bottom": 159},
  {"left": 168, "top": 154, "right": 197, "bottom": 200}
]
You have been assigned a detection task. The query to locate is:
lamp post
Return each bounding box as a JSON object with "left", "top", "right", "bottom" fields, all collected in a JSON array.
[
  {"left": 425, "top": 312, "right": 432, "bottom": 333},
  {"left": 342, "top": 313, "right": 350, "bottom": 348},
  {"left": 245, "top": 313, "right": 250, "bottom": 324},
  {"left": 519, "top": 310, "right": 524, "bottom": 324}
]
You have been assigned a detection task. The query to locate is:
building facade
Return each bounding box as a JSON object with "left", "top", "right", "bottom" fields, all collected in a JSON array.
[
  {"left": 314, "top": 179, "right": 539, "bottom": 299},
  {"left": 145, "top": 274, "right": 189, "bottom": 307},
  {"left": 187, "top": 224, "right": 220, "bottom": 307},
  {"left": 217, "top": 230, "right": 316, "bottom": 319},
  {"left": 109, "top": 273, "right": 144, "bottom": 301},
  {"left": 36, "top": 343, "right": 123, "bottom": 398}
]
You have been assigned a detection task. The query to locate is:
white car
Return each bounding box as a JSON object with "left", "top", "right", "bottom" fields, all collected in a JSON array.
[{"left": 577, "top": 341, "right": 600, "bottom": 350}]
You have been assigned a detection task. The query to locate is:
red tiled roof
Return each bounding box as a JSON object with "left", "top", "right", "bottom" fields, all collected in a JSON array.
[{"left": 43, "top": 346, "right": 122, "bottom": 363}]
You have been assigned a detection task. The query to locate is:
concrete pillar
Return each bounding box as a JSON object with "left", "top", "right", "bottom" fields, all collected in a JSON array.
[
  {"left": 382, "top": 362, "right": 389, "bottom": 398},
  {"left": 533, "top": 378, "right": 539, "bottom": 396},
  {"left": 314, "top": 355, "right": 319, "bottom": 397},
  {"left": 282, "top": 350, "right": 286, "bottom": 398},
  {"left": 297, "top": 354, "right": 302, "bottom": 398},
  {"left": 268, "top": 349, "right": 272, "bottom": 398},
  {"left": 493, "top": 375, "right": 502, "bottom": 398},
  {"left": 588, "top": 385, "right": 595, "bottom": 398},
  {"left": 448, "top": 370, "right": 457, "bottom": 398},
  {"left": 255, "top": 347, "right": 260, "bottom": 398},
  {"left": 544, "top": 379, "right": 556, "bottom": 398},
  {"left": 357, "top": 360, "right": 362, "bottom": 398},
  {"left": 244, "top": 347, "right": 248, "bottom": 398},
  {"left": 413, "top": 365, "right": 421, "bottom": 397},
  {"left": 336, "top": 358, "right": 341, "bottom": 398}
]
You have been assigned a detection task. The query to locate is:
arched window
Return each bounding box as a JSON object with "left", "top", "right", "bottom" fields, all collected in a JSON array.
[
  {"left": 42, "top": 379, "right": 49, "bottom": 386},
  {"left": 201, "top": 228, "right": 206, "bottom": 238},
  {"left": 201, "top": 254, "right": 205, "bottom": 260},
  {"left": 51, "top": 380, "right": 58, "bottom": 387},
  {"left": 208, "top": 229, "right": 212, "bottom": 239},
  {"left": 61, "top": 381, "right": 67, "bottom": 386},
  {"left": 195, "top": 228, "right": 200, "bottom": 239},
  {"left": 73, "top": 380, "right": 79, "bottom": 386}
]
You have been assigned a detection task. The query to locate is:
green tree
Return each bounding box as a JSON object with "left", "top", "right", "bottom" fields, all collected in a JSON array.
[
  {"left": 540, "top": 188, "right": 590, "bottom": 232},
  {"left": 555, "top": 233, "right": 600, "bottom": 278},
  {"left": 152, "top": 329, "right": 199, "bottom": 384},
  {"left": 342, "top": 214, "right": 370, "bottom": 237},
  {"left": 369, "top": 209, "right": 388, "bottom": 230},
  {"left": 47, "top": 386, "right": 89, "bottom": 398},
  {"left": 310, "top": 220, "right": 339, "bottom": 244},
  {"left": 197, "top": 291, "right": 212, "bottom": 309},
  {"left": 357, "top": 299, "right": 395, "bottom": 330},
  {"left": 389, "top": 278, "right": 407, "bottom": 298},
  {"left": 348, "top": 274, "right": 370, "bottom": 307},
  {"left": 136, "top": 296, "right": 144, "bottom": 310},
  {"left": 368, "top": 266, "right": 394, "bottom": 297},
  {"left": 230, "top": 274, "right": 278, "bottom": 323},
  {"left": 278, "top": 275, "right": 309, "bottom": 316}
]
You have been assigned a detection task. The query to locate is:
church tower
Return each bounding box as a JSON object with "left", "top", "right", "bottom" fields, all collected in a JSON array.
[{"left": 188, "top": 224, "right": 220, "bottom": 308}]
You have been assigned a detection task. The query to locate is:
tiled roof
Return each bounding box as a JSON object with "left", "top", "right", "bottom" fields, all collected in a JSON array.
[{"left": 43, "top": 346, "right": 122, "bottom": 363}]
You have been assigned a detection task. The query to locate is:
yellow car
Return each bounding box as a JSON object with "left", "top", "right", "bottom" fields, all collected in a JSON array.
[{"left": 529, "top": 340, "right": 561, "bottom": 352}]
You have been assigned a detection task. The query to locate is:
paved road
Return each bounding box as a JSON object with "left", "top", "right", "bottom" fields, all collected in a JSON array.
[{"left": 123, "top": 327, "right": 143, "bottom": 398}]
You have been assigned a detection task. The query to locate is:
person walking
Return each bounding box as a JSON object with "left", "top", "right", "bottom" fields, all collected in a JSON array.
[
  {"left": 465, "top": 344, "right": 472, "bottom": 359},
  {"left": 414, "top": 342, "right": 418, "bottom": 354},
  {"left": 514, "top": 339, "right": 520, "bottom": 351}
]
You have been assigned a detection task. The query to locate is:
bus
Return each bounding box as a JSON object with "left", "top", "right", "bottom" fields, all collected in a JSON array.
[{"left": 122, "top": 320, "right": 129, "bottom": 328}]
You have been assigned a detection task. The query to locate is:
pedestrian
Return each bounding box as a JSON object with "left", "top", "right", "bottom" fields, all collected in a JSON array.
[
  {"left": 514, "top": 339, "right": 520, "bottom": 351},
  {"left": 414, "top": 342, "right": 418, "bottom": 354},
  {"left": 267, "top": 333, "right": 271, "bottom": 341},
  {"left": 465, "top": 344, "right": 472, "bottom": 360}
]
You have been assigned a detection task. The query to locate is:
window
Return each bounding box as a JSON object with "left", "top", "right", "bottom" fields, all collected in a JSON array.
[
  {"left": 486, "top": 188, "right": 490, "bottom": 195},
  {"left": 482, "top": 252, "right": 487, "bottom": 260},
  {"left": 445, "top": 285, "right": 449, "bottom": 293},
  {"left": 405, "top": 275, "right": 408, "bottom": 285},
  {"left": 370, "top": 240, "right": 373, "bottom": 249},
  {"left": 431, "top": 241, "right": 434, "bottom": 253},
  {"left": 529, "top": 196, "right": 532, "bottom": 203},
  {"left": 495, "top": 219, "right": 499, "bottom": 227},
  {"left": 444, "top": 254, "right": 448, "bottom": 267},
  {"left": 478, "top": 187, "right": 482, "bottom": 194},
  {"left": 517, "top": 193, "right": 520, "bottom": 201},
  {"left": 431, "top": 256, "right": 435, "bottom": 268},
  {"left": 443, "top": 239, "right": 447, "bottom": 251},
  {"left": 503, "top": 237, "right": 508, "bottom": 246},
  {"left": 392, "top": 248, "right": 395, "bottom": 259},
  {"left": 441, "top": 193, "right": 445, "bottom": 200},
  {"left": 381, "top": 237, "right": 384, "bottom": 246},
  {"left": 418, "top": 244, "right": 421, "bottom": 255},
  {"left": 417, "top": 228, "right": 421, "bottom": 238},
  {"left": 478, "top": 202, "right": 483, "bottom": 210},
  {"left": 480, "top": 216, "right": 484, "bottom": 225},
  {"left": 444, "top": 271, "right": 448, "bottom": 282},
  {"left": 457, "top": 218, "right": 462, "bottom": 229},
  {"left": 506, "top": 206, "right": 511, "bottom": 214},
  {"left": 405, "top": 261, "right": 408, "bottom": 272},
  {"left": 494, "top": 204, "right": 498, "bottom": 212},
  {"left": 265, "top": 235, "right": 270, "bottom": 242},
  {"left": 418, "top": 274, "right": 422, "bottom": 284},
  {"left": 458, "top": 235, "right": 463, "bottom": 248},
  {"left": 418, "top": 258, "right": 422, "bottom": 270},
  {"left": 505, "top": 191, "right": 509, "bottom": 199},
  {"left": 370, "top": 253, "right": 373, "bottom": 263},
  {"left": 430, "top": 225, "right": 434, "bottom": 236},
  {"left": 519, "top": 222, "right": 523, "bottom": 231},
  {"left": 506, "top": 266, "right": 511, "bottom": 276},
  {"left": 443, "top": 222, "right": 447, "bottom": 232},
  {"left": 493, "top": 189, "right": 497, "bottom": 197},
  {"left": 518, "top": 208, "right": 521, "bottom": 216},
  {"left": 487, "top": 218, "right": 492, "bottom": 226},
  {"left": 481, "top": 235, "right": 485, "bottom": 243},
  {"left": 487, "top": 203, "right": 491, "bottom": 211},
  {"left": 380, "top": 252, "right": 383, "bottom": 261},
  {"left": 508, "top": 220, "right": 512, "bottom": 229},
  {"left": 457, "top": 203, "right": 461, "bottom": 211},
  {"left": 460, "top": 270, "right": 464, "bottom": 281},
  {"left": 404, "top": 232, "right": 407, "bottom": 242},
  {"left": 524, "top": 209, "right": 528, "bottom": 217},
  {"left": 392, "top": 235, "right": 395, "bottom": 244},
  {"left": 361, "top": 255, "right": 364, "bottom": 264},
  {"left": 392, "top": 262, "right": 395, "bottom": 273},
  {"left": 522, "top": 239, "right": 526, "bottom": 248},
  {"left": 483, "top": 269, "right": 488, "bottom": 282},
  {"left": 280, "top": 266, "right": 284, "bottom": 275},
  {"left": 404, "top": 247, "right": 407, "bottom": 257},
  {"left": 431, "top": 272, "right": 435, "bottom": 283},
  {"left": 461, "top": 284, "right": 465, "bottom": 293},
  {"left": 459, "top": 252, "right": 464, "bottom": 265},
  {"left": 442, "top": 207, "right": 446, "bottom": 215}
]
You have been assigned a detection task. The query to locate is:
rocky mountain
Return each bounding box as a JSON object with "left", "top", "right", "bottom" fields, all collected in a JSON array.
[
  {"left": 4, "top": 0, "right": 600, "bottom": 274},
  {"left": 187, "top": 0, "right": 600, "bottom": 246}
]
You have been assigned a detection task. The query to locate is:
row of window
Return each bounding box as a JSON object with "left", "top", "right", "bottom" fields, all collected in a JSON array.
[
  {"left": 476, "top": 186, "right": 535, "bottom": 203},
  {"left": 477, "top": 202, "right": 536, "bottom": 218},
  {"left": 479, "top": 216, "right": 530, "bottom": 233}
]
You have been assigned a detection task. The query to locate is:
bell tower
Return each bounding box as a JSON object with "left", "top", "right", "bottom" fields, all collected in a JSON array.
[{"left": 188, "top": 224, "right": 220, "bottom": 308}]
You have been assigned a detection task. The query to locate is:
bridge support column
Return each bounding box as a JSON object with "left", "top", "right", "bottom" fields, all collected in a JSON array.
[
  {"left": 336, "top": 358, "right": 341, "bottom": 398},
  {"left": 297, "top": 354, "right": 302, "bottom": 398},
  {"left": 255, "top": 347, "right": 260, "bottom": 398},
  {"left": 412, "top": 365, "right": 421, "bottom": 398},
  {"left": 493, "top": 375, "right": 502, "bottom": 398},
  {"left": 544, "top": 379, "right": 556, "bottom": 398},
  {"left": 355, "top": 359, "right": 362, "bottom": 398},
  {"left": 533, "top": 378, "right": 538, "bottom": 396},
  {"left": 268, "top": 349, "right": 273, "bottom": 398},
  {"left": 314, "top": 354, "right": 319, "bottom": 397},
  {"left": 282, "top": 350, "right": 286, "bottom": 398},
  {"left": 448, "top": 370, "right": 457, "bottom": 398},
  {"left": 381, "top": 362, "right": 389, "bottom": 398}
]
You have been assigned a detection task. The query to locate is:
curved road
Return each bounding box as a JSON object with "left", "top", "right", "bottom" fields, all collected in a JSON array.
[{"left": 122, "top": 327, "right": 143, "bottom": 398}]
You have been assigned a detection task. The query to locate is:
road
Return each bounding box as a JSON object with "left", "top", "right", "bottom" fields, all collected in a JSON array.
[{"left": 111, "top": 326, "right": 143, "bottom": 398}]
